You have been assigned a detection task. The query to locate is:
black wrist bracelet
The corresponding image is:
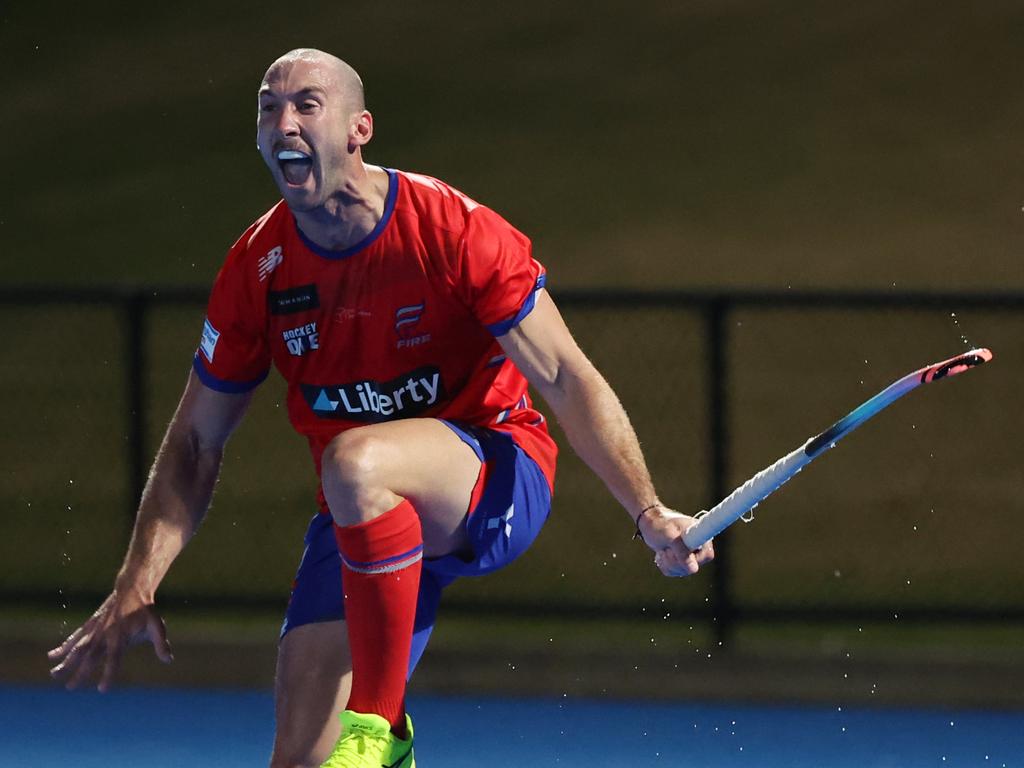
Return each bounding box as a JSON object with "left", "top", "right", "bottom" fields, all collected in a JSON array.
[{"left": 631, "top": 503, "right": 659, "bottom": 543}]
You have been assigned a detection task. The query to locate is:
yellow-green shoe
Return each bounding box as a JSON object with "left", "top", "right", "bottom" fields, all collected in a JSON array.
[{"left": 320, "top": 710, "right": 415, "bottom": 768}]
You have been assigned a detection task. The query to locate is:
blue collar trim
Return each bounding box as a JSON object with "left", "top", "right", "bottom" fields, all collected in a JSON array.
[{"left": 294, "top": 168, "right": 398, "bottom": 260}]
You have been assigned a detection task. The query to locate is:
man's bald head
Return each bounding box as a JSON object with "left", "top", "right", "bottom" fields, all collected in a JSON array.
[
  {"left": 256, "top": 48, "right": 376, "bottom": 212},
  {"left": 262, "top": 48, "right": 365, "bottom": 112}
]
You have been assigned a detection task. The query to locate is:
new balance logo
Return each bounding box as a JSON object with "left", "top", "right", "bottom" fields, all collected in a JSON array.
[
  {"left": 487, "top": 504, "right": 514, "bottom": 538},
  {"left": 258, "top": 246, "right": 284, "bottom": 281}
]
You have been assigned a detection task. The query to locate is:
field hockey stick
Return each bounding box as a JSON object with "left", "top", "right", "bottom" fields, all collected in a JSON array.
[{"left": 681, "top": 347, "right": 993, "bottom": 550}]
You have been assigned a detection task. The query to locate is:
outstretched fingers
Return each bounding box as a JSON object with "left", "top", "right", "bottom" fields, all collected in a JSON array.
[
  {"left": 98, "top": 638, "right": 125, "bottom": 693},
  {"left": 51, "top": 632, "right": 103, "bottom": 690},
  {"left": 47, "top": 624, "right": 86, "bottom": 662},
  {"left": 146, "top": 612, "right": 174, "bottom": 664},
  {"left": 48, "top": 604, "right": 173, "bottom": 691}
]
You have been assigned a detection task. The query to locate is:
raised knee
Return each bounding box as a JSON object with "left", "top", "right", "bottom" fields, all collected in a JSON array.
[
  {"left": 321, "top": 429, "right": 404, "bottom": 524},
  {"left": 321, "top": 429, "right": 384, "bottom": 492}
]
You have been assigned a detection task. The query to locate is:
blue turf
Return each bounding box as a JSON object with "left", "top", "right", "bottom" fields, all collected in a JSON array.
[{"left": 2, "top": 686, "right": 1021, "bottom": 767}]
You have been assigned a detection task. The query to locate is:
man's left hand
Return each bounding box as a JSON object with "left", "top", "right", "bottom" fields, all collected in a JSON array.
[{"left": 637, "top": 505, "right": 715, "bottom": 578}]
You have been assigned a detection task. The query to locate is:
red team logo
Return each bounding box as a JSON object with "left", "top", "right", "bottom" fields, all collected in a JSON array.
[{"left": 394, "top": 302, "right": 430, "bottom": 349}]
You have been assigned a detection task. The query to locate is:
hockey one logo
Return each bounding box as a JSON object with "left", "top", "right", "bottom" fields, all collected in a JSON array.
[
  {"left": 282, "top": 322, "right": 319, "bottom": 357},
  {"left": 394, "top": 302, "right": 431, "bottom": 349},
  {"left": 301, "top": 366, "right": 445, "bottom": 422}
]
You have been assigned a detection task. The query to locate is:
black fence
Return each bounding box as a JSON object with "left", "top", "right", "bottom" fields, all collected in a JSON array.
[{"left": 3, "top": 287, "right": 1022, "bottom": 645}]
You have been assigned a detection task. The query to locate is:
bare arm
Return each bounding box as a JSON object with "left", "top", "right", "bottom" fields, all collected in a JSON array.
[
  {"left": 498, "top": 290, "right": 713, "bottom": 577},
  {"left": 117, "top": 371, "right": 252, "bottom": 598},
  {"left": 48, "top": 370, "right": 253, "bottom": 689}
]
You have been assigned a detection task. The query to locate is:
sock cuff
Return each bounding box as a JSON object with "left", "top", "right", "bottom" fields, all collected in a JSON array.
[{"left": 335, "top": 499, "right": 423, "bottom": 574}]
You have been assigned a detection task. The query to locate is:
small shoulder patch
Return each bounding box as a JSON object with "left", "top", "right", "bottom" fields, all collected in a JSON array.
[{"left": 200, "top": 318, "right": 220, "bottom": 363}]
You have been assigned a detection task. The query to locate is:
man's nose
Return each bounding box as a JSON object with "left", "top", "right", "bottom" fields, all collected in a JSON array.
[{"left": 276, "top": 105, "right": 300, "bottom": 136}]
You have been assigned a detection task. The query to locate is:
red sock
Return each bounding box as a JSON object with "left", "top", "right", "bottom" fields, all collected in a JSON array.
[{"left": 334, "top": 499, "right": 422, "bottom": 731}]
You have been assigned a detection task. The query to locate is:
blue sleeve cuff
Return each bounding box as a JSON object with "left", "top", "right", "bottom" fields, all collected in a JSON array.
[
  {"left": 192, "top": 354, "right": 269, "bottom": 394},
  {"left": 486, "top": 273, "right": 546, "bottom": 337}
]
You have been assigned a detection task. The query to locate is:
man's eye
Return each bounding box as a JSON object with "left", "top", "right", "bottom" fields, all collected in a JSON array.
[
  {"left": 300, "top": 102, "right": 318, "bottom": 112},
  {"left": 260, "top": 103, "right": 276, "bottom": 113}
]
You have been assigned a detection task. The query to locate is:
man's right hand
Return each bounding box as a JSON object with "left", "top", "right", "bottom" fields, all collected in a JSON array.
[{"left": 47, "top": 588, "right": 173, "bottom": 692}]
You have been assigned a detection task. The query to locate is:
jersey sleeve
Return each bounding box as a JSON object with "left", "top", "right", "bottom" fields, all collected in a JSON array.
[
  {"left": 192, "top": 237, "right": 271, "bottom": 393},
  {"left": 454, "top": 205, "right": 546, "bottom": 336}
]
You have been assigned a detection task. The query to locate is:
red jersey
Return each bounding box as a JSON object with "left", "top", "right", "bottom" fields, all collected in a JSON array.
[{"left": 194, "top": 168, "right": 557, "bottom": 503}]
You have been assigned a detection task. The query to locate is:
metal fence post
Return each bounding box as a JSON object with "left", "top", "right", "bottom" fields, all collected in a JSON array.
[{"left": 706, "top": 297, "right": 736, "bottom": 646}]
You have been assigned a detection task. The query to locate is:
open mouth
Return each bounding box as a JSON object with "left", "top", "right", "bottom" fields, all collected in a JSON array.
[{"left": 276, "top": 149, "right": 313, "bottom": 186}]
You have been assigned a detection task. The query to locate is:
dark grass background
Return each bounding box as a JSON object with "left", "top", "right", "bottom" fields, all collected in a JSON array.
[{"left": 5, "top": 1, "right": 1023, "bottom": 290}]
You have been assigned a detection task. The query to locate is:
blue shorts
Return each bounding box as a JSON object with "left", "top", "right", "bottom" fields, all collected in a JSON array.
[{"left": 280, "top": 421, "right": 552, "bottom": 677}]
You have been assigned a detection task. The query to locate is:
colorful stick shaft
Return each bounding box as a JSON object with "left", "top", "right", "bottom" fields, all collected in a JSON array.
[{"left": 682, "top": 348, "right": 993, "bottom": 550}]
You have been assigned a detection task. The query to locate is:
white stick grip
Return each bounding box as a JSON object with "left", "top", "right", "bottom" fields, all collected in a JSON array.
[{"left": 682, "top": 439, "right": 815, "bottom": 549}]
